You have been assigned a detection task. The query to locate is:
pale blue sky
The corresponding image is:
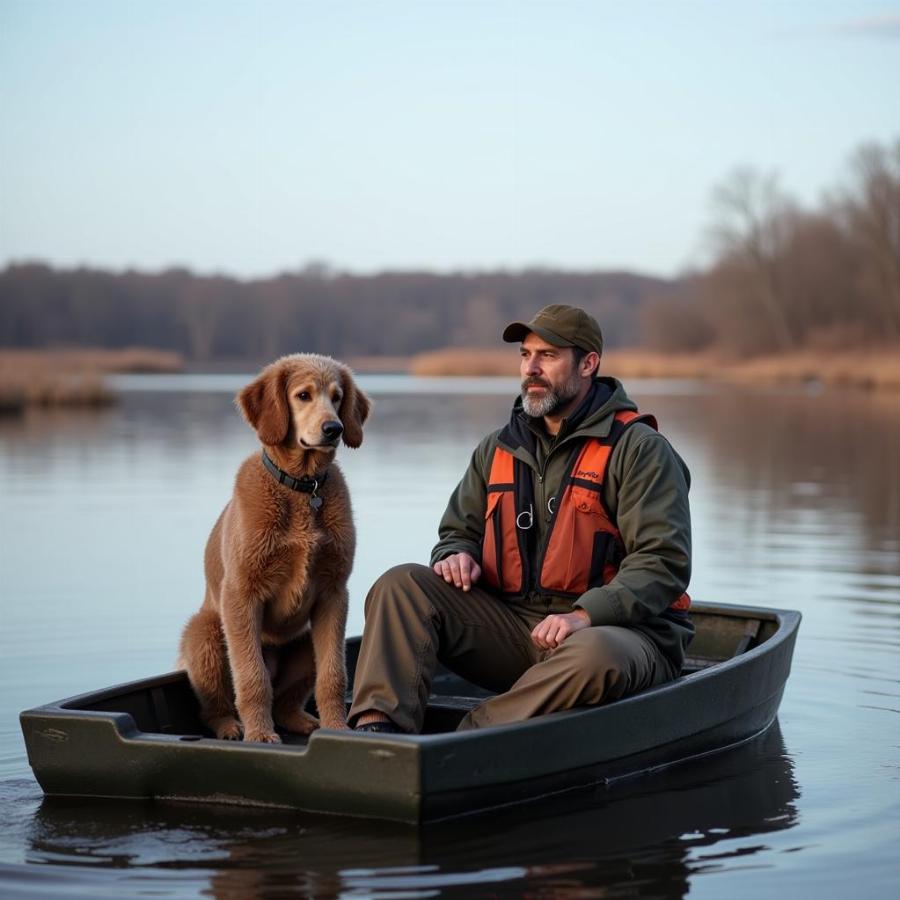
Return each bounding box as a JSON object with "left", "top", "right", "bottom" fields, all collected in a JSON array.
[{"left": 1, "top": 0, "right": 898, "bottom": 278}]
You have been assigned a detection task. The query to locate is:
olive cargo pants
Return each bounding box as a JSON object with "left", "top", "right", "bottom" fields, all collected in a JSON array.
[{"left": 348, "top": 563, "right": 678, "bottom": 733}]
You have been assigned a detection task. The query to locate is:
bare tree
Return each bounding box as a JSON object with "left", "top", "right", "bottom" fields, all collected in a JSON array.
[
  {"left": 709, "top": 168, "right": 798, "bottom": 351},
  {"left": 178, "top": 278, "right": 222, "bottom": 362},
  {"left": 837, "top": 140, "right": 900, "bottom": 339},
  {"left": 641, "top": 277, "right": 716, "bottom": 353}
]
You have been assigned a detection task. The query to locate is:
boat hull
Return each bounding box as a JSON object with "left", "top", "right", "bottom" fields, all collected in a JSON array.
[{"left": 20, "top": 601, "right": 800, "bottom": 823}]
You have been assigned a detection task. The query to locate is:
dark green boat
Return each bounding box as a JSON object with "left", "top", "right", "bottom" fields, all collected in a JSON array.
[{"left": 20, "top": 601, "right": 799, "bottom": 823}]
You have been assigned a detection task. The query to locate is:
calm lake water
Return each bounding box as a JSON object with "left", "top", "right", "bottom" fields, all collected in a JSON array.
[{"left": 1, "top": 373, "right": 898, "bottom": 898}]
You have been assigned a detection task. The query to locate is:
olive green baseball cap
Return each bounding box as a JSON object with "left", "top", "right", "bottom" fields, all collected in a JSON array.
[{"left": 502, "top": 304, "right": 604, "bottom": 355}]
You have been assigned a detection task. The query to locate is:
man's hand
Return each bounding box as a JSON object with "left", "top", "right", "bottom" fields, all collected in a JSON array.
[
  {"left": 531, "top": 608, "right": 591, "bottom": 650},
  {"left": 433, "top": 552, "right": 482, "bottom": 592}
]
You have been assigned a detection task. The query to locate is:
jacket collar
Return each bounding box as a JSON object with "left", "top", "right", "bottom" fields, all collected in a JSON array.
[{"left": 498, "top": 377, "right": 637, "bottom": 460}]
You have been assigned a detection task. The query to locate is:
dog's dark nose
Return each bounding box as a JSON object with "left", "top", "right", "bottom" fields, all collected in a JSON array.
[{"left": 321, "top": 420, "right": 344, "bottom": 441}]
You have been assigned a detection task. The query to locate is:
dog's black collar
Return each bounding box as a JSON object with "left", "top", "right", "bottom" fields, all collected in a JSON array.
[{"left": 261, "top": 451, "right": 328, "bottom": 495}]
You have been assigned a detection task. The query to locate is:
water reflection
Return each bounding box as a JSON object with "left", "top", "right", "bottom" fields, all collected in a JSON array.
[
  {"left": 2, "top": 375, "right": 899, "bottom": 898},
  {"left": 664, "top": 386, "right": 900, "bottom": 549},
  {"left": 20, "top": 726, "right": 796, "bottom": 899}
]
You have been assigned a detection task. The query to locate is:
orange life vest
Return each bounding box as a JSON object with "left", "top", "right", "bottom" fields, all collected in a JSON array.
[{"left": 481, "top": 410, "right": 691, "bottom": 612}]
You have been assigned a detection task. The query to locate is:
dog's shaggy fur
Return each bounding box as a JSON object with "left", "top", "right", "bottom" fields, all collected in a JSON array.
[{"left": 177, "top": 354, "right": 370, "bottom": 742}]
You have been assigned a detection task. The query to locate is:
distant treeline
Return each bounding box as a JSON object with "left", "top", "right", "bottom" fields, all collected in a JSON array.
[
  {"left": 0, "top": 263, "right": 675, "bottom": 363},
  {"left": 642, "top": 137, "right": 900, "bottom": 356},
  {"left": 3, "top": 136, "right": 896, "bottom": 363}
]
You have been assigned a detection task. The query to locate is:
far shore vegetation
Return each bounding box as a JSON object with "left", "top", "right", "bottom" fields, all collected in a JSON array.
[
  {"left": 0, "top": 348, "right": 183, "bottom": 415},
  {"left": 1, "top": 136, "right": 897, "bottom": 394},
  {"left": 407, "top": 346, "right": 900, "bottom": 391}
]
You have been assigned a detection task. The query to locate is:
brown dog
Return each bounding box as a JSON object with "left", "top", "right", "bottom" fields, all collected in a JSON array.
[{"left": 178, "top": 354, "right": 370, "bottom": 742}]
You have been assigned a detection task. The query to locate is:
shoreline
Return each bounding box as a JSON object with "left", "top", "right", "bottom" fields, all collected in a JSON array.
[
  {"left": 407, "top": 347, "right": 900, "bottom": 391},
  {"left": 3, "top": 347, "right": 898, "bottom": 404}
]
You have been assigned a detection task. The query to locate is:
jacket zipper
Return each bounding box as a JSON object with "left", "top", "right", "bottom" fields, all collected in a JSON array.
[
  {"left": 511, "top": 423, "right": 600, "bottom": 597},
  {"left": 528, "top": 441, "right": 579, "bottom": 597}
]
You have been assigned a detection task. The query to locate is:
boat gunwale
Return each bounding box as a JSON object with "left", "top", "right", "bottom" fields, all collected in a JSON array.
[{"left": 20, "top": 601, "right": 800, "bottom": 750}]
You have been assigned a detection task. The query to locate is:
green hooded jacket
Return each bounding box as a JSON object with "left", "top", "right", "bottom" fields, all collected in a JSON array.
[{"left": 430, "top": 377, "right": 694, "bottom": 667}]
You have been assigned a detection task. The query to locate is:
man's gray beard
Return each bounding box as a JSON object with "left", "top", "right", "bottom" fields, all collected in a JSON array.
[
  {"left": 521, "top": 370, "right": 581, "bottom": 418},
  {"left": 521, "top": 389, "right": 562, "bottom": 417}
]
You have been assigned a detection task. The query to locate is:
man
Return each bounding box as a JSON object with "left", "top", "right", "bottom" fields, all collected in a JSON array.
[{"left": 349, "top": 304, "right": 693, "bottom": 734}]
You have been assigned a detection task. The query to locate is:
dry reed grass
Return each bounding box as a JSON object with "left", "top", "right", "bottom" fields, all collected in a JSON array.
[
  {"left": 0, "top": 347, "right": 184, "bottom": 414},
  {"left": 724, "top": 351, "right": 900, "bottom": 390},
  {"left": 409, "top": 348, "right": 519, "bottom": 377},
  {"left": 408, "top": 346, "right": 900, "bottom": 390},
  {"left": 346, "top": 354, "right": 412, "bottom": 374},
  {"left": 0, "top": 347, "right": 184, "bottom": 374},
  {"left": 408, "top": 347, "right": 723, "bottom": 378}
]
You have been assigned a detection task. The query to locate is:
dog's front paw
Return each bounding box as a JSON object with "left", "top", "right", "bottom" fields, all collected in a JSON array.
[
  {"left": 213, "top": 718, "right": 243, "bottom": 741},
  {"left": 244, "top": 729, "right": 282, "bottom": 744},
  {"left": 275, "top": 708, "right": 320, "bottom": 735}
]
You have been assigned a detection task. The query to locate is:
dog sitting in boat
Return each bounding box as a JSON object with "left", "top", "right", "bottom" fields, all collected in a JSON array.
[{"left": 178, "top": 354, "right": 370, "bottom": 742}]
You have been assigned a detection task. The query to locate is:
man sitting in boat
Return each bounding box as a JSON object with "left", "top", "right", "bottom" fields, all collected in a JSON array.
[{"left": 350, "top": 304, "right": 693, "bottom": 733}]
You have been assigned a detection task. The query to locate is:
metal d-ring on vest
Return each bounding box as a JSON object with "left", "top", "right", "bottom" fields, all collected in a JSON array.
[{"left": 516, "top": 504, "right": 534, "bottom": 530}]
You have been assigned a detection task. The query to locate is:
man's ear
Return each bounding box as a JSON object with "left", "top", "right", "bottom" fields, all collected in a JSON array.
[
  {"left": 236, "top": 364, "right": 290, "bottom": 445},
  {"left": 337, "top": 365, "right": 371, "bottom": 448},
  {"left": 581, "top": 351, "right": 601, "bottom": 377}
]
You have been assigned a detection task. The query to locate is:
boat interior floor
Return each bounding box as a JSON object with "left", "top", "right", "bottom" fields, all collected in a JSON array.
[{"left": 63, "top": 612, "right": 770, "bottom": 743}]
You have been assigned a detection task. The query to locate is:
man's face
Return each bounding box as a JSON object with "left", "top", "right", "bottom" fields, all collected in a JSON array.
[{"left": 519, "top": 333, "right": 584, "bottom": 418}]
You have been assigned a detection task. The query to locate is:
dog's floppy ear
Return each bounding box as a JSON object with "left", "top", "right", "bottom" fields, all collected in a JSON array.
[
  {"left": 237, "top": 363, "right": 290, "bottom": 445},
  {"left": 338, "top": 365, "right": 371, "bottom": 449}
]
